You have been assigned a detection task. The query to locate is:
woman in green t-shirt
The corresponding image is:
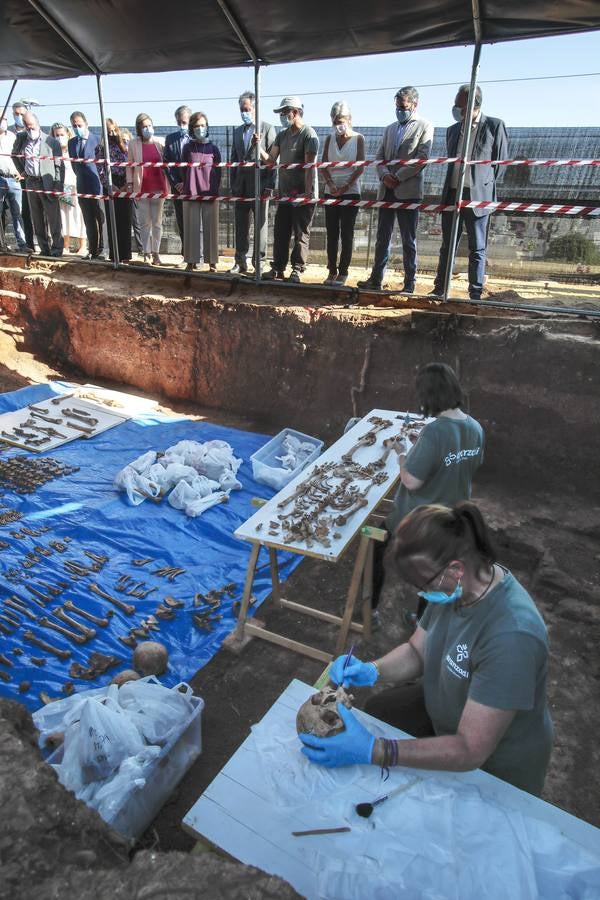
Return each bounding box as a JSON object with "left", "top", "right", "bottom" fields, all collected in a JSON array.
[
  {"left": 372, "top": 362, "right": 484, "bottom": 626},
  {"left": 299, "top": 502, "right": 553, "bottom": 797}
]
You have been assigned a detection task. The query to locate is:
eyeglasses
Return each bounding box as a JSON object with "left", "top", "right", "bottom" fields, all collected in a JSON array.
[{"left": 408, "top": 563, "right": 448, "bottom": 592}]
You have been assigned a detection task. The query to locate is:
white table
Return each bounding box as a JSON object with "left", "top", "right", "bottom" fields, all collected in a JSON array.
[
  {"left": 183, "top": 679, "right": 600, "bottom": 900},
  {"left": 226, "top": 409, "right": 427, "bottom": 662}
]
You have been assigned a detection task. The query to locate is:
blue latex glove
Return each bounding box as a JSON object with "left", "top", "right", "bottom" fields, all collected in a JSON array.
[
  {"left": 329, "top": 654, "right": 379, "bottom": 688},
  {"left": 299, "top": 703, "right": 376, "bottom": 768}
]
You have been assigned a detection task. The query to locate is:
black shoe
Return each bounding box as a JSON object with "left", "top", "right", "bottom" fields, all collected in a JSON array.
[
  {"left": 357, "top": 276, "right": 382, "bottom": 290},
  {"left": 287, "top": 268, "right": 301, "bottom": 283},
  {"left": 401, "top": 283, "right": 415, "bottom": 294},
  {"left": 228, "top": 263, "right": 248, "bottom": 275},
  {"left": 428, "top": 288, "right": 443, "bottom": 299},
  {"left": 469, "top": 293, "right": 482, "bottom": 301},
  {"left": 261, "top": 268, "right": 283, "bottom": 280}
]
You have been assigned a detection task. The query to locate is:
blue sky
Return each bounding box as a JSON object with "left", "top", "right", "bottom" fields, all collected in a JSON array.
[{"left": 1, "top": 31, "right": 599, "bottom": 130}]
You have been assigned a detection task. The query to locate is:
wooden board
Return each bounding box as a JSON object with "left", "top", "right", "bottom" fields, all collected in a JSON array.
[
  {"left": 183, "top": 679, "right": 600, "bottom": 899},
  {"left": 0, "top": 395, "right": 128, "bottom": 452},
  {"left": 234, "top": 409, "right": 428, "bottom": 562}
]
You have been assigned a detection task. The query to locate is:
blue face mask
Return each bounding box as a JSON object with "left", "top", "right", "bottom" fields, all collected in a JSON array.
[
  {"left": 279, "top": 113, "right": 292, "bottom": 129},
  {"left": 142, "top": 125, "right": 154, "bottom": 139},
  {"left": 396, "top": 108, "right": 411, "bottom": 124},
  {"left": 240, "top": 111, "right": 253, "bottom": 126},
  {"left": 14, "top": 114, "right": 24, "bottom": 128},
  {"left": 452, "top": 105, "right": 463, "bottom": 123},
  {"left": 179, "top": 124, "right": 188, "bottom": 134},
  {"left": 73, "top": 125, "right": 88, "bottom": 139},
  {"left": 418, "top": 580, "right": 463, "bottom": 605},
  {"left": 193, "top": 126, "right": 207, "bottom": 140}
]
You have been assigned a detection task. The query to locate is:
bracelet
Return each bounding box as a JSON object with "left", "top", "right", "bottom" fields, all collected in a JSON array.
[{"left": 371, "top": 660, "right": 380, "bottom": 680}]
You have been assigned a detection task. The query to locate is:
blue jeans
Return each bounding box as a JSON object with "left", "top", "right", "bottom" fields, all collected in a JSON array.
[
  {"left": 0, "top": 176, "right": 27, "bottom": 248},
  {"left": 370, "top": 189, "right": 419, "bottom": 286},
  {"left": 434, "top": 195, "right": 489, "bottom": 298}
]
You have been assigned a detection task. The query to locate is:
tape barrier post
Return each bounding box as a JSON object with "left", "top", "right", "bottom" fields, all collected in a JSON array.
[{"left": 254, "top": 61, "right": 262, "bottom": 281}]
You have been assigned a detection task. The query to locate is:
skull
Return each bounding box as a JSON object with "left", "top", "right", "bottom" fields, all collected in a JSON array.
[{"left": 296, "top": 685, "right": 353, "bottom": 738}]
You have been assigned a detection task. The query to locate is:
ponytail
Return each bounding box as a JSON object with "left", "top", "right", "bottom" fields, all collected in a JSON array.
[{"left": 387, "top": 501, "right": 496, "bottom": 581}]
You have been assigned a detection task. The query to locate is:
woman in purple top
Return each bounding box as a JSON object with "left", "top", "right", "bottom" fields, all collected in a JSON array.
[{"left": 181, "top": 111, "right": 221, "bottom": 271}]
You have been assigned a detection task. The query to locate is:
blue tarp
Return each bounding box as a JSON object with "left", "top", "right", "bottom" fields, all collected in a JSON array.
[{"left": 0, "top": 383, "right": 302, "bottom": 711}]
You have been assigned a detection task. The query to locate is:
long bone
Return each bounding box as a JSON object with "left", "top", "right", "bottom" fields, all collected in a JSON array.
[
  {"left": 5, "top": 598, "right": 37, "bottom": 620},
  {"left": 0, "top": 653, "right": 13, "bottom": 668},
  {"left": 38, "top": 617, "right": 88, "bottom": 645},
  {"left": 24, "top": 630, "right": 71, "bottom": 660},
  {"left": 88, "top": 583, "right": 135, "bottom": 615},
  {"left": 29, "top": 410, "right": 63, "bottom": 424},
  {"left": 64, "top": 420, "right": 95, "bottom": 436},
  {"left": 63, "top": 600, "right": 112, "bottom": 627},
  {"left": 52, "top": 608, "right": 96, "bottom": 640}
]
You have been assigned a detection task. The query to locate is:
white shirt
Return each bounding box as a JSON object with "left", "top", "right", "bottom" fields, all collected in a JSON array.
[
  {"left": 0, "top": 130, "right": 19, "bottom": 177},
  {"left": 450, "top": 111, "right": 482, "bottom": 190}
]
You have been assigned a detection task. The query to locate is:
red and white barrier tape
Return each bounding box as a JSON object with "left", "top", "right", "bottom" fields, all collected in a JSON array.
[
  {"left": 2, "top": 151, "right": 600, "bottom": 170},
  {"left": 18, "top": 185, "right": 600, "bottom": 216}
]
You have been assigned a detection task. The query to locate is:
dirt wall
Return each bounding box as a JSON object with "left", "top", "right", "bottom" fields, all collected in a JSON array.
[{"left": 1, "top": 258, "right": 598, "bottom": 499}]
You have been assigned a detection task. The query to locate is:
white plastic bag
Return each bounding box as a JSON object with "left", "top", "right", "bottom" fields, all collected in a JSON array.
[
  {"left": 78, "top": 698, "right": 145, "bottom": 782},
  {"left": 117, "top": 681, "right": 194, "bottom": 745}
]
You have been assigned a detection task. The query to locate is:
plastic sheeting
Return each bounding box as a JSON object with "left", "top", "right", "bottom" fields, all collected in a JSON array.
[
  {"left": 0, "top": 382, "right": 303, "bottom": 712},
  {"left": 249, "top": 715, "right": 600, "bottom": 899}
]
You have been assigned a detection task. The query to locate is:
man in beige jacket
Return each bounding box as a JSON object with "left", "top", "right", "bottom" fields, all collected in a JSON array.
[{"left": 358, "top": 87, "right": 433, "bottom": 292}]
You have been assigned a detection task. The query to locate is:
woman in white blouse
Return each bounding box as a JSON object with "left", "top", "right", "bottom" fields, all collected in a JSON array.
[
  {"left": 51, "top": 123, "right": 86, "bottom": 254},
  {"left": 321, "top": 101, "right": 365, "bottom": 285}
]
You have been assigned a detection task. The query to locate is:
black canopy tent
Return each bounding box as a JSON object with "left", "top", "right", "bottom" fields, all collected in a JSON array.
[
  {"left": 1, "top": 0, "right": 599, "bottom": 291},
  {"left": 1, "top": 0, "right": 599, "bottom": 76}
]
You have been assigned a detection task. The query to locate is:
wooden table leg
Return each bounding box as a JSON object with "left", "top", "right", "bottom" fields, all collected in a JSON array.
[
  {"left": 269, "top": 547, "right": 282, "bottom": 609},
  {"left": 234, "top": 542, "right": 261, "bottom": 640},
  {"left": 335, "top": 533, "right": 370, "bottom": 657},
  {"left": 361, "top": 537, "right": 374, "bottom": 642}
]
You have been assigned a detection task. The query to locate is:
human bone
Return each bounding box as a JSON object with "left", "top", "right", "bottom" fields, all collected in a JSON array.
[
  {"left": 296, "top": 685, "right": 353, "bottom": 737},
  {"left": 133, "top": 641, "right": 169, "bottom": 676},
  {"left": 110, "top": 668, "right": 141, "bottom": 687}
]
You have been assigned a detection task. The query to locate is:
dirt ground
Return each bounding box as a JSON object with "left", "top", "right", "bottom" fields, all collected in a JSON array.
[{"left": 0, "top": 331, "right": 599, "bottom": 860}]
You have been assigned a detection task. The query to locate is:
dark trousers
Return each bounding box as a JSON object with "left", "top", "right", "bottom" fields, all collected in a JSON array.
[
  {"left": 433, "top": 190, "right": 489, "bottom": 298},
  {"left": 21, "top": 189, "right": 34, "bottom": 249},
  {"left": 272, "top": 202, "right": 315, "bottom": 273},
  {"left": 364, "top": 682, "right": 435, "bottom": 738},
  {"left": 371, "top": 189, "right": 419, "bottom": 286},
  {"left": 234, "top": 199, "right": 269, "bottom": 268},
  {"left": 324, "top": 194, "right": 359, "bottom": 276},
  {"left": 26, "top": 178, "right": 63, "bottom": 255},
  {"left": 106, "top": 197, "right": 132, "bottom": 262},
  {"left": 79, "top": 197, "right": 104, "bottom": 257},
  {"left": 173, "top": 197, "right": 184, "bottom": 252}
]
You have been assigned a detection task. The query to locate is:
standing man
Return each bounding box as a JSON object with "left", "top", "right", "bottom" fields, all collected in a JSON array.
[
  {"left": 229, "top": 90, "right": 276, "bottom": 274},
  {"left": 164, "top": 105, "right": 191, "bottom": 255},
  {"left": 430, "top": 84, "right": 508, "bottom": 300},
  {"left": 12, "top": 112, "right": 64, "bottom": 256},
  {"left": 0, "top": 114, "right": 28, "bottom": 250},
  {"left": 10, "top": 100, "right": 35, "bottom": 250},
  {"left": 263, "top": 97, "right": 319, "bottom": 283},
  {"left": 358, "top": 87, "right": 433, "bottom": 293},
  {"left": 68, "top": 111, "right": 104, "bottom": 259}
]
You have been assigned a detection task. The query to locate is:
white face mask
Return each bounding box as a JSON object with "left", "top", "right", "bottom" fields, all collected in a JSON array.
[
  {"left": 334, "top": 123, "right": 348, "bottom": 136},
  {"left": 58, "top": 135, "right": 68, "bottom": 148},
  {"left": 26, "top": 127, "right": 39, "bottom": 140}
]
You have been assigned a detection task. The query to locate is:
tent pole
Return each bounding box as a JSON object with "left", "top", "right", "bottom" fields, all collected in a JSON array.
[
  {"left": 0, "top": 80, "right": 18, "bottom": 125},
  {"left": 441, "top": 0, "right": 482, "bottom": 300},
  {"left": 254, "top": 61, "right": 262, "bottom": 282},
  {"left": 96, "top": 74, "right": 120, "bottom": 269}
]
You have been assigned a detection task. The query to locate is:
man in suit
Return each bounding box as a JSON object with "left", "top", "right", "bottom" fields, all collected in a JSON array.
[
  {"left": 358, "top": 87, "right": 433, "bottom": 292},
  {"left": 431, "top": 84, "right": 508, "bottom": 300},
  {"left": 9, "top": 100, "right": 35, "bottom": 250},
  {"left": 164, "top": 105, "right": 191, "bottom": 254},
  {"left": 69, "top": 111, "right": 104, "bottom": 258},
  {"left": 229, "top": 90, "right": 276, "bottom": 274},
  {"left": 13, "top": 112, "right": 64, "bottom": 256}
]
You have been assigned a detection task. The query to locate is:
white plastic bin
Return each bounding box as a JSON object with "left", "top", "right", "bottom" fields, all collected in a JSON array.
[
  {"left": 48, "top": 691, "right": 204, "bottom": 843},
  {"left": 251, "top": 428, "right": 324, "bottom": 491}
]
